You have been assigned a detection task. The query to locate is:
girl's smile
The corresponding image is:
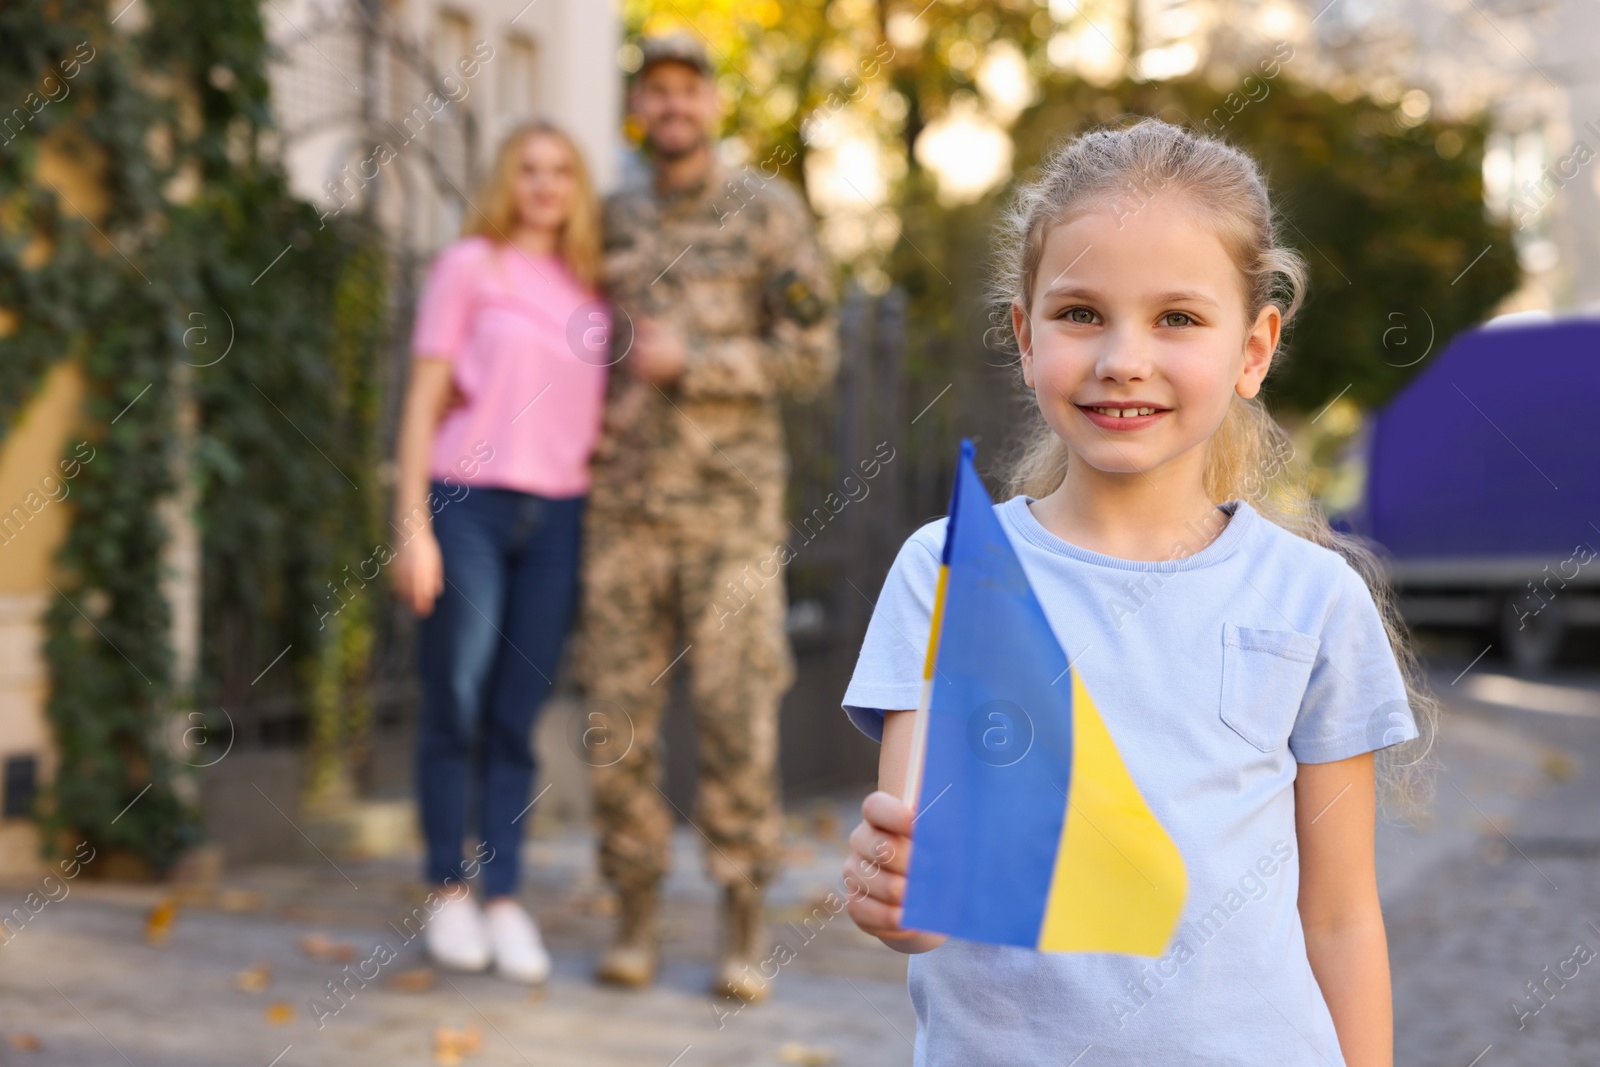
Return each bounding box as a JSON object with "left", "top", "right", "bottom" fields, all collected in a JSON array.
[{"left": 1076, "top": 402, "right": 1171, "bottom": 431}]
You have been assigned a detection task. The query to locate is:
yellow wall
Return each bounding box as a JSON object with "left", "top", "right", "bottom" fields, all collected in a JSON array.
[
  {"left": 0, "top": 361, "right": 85, "bottom": 591},
  {"left": 0, "top": 361, "right": 84, "bottom": 876}
]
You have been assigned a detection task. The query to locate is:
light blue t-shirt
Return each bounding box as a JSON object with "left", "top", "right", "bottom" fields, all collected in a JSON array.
[{"left": 842, "top": 495, "right": 1418, "bottom": 1067}]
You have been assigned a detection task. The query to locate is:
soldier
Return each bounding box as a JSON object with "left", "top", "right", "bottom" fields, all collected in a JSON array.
[{"left": 572, "top": 33, "right": 838, "bottom": 1002}]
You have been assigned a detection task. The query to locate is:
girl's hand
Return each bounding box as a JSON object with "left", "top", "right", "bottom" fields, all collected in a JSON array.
[
  {"left": 393, "top": 528, "right": 444, "bottom": 617},
  {"left": 843, "top": 790, "right": 949, "bottom": 954}
]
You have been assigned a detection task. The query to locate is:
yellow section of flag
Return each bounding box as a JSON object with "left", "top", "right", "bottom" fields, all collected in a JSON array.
[{"left": 1037, "top": 672, "right": 1188, "bottom": 955}]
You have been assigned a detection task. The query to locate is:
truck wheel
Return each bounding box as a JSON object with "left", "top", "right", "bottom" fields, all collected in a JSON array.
[{"left": 1499, "top": 595, "right": 1564, "bottom": 671}]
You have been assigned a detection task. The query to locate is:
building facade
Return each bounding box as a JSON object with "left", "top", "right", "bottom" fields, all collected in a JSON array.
[{"left": 0, "top": 0, "right": 621, "bottom": 875}]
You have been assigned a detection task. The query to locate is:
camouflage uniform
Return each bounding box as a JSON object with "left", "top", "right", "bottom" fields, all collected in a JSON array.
[{"left": 573, "top": 160, "right": 838, "bottom": 895}]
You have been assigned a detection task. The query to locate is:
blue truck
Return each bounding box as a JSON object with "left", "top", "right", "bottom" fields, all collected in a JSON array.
[{"left": 1341, "top": 315, "right": 1600, "bottom": 669}]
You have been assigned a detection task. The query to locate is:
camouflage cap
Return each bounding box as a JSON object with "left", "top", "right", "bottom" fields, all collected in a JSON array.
[{"left": 636, "top": 32, "right": 712, "bottom": 79}]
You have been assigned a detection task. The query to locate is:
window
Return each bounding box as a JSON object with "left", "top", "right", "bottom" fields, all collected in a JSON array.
[
  {"left": 432, "top": 10, "right": 475, "bottom": 245},
  {"left": 3, "top": 754, "right": 38, "bottom": 819},
  {"left": 501, "top": 34, "right": 538, "bottom": 124}
]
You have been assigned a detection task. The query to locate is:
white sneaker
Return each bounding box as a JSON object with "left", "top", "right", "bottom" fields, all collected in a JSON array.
[
  {"left": 484, "top": 899, "right": 552, "bottom": 984},
  {"left": 425, "top": 890, "right": 491, "bottom": 972}
]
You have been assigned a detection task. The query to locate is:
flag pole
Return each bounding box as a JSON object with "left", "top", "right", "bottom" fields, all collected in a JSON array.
[
  {"left": 901, "top": 641, "right": 935, "bottom": 809},
  {"left": 905, "top": 438, "right": 969, "bottom": 811},
  {"left": 903, "top": 556, "right": 950, "bottom": 811}
]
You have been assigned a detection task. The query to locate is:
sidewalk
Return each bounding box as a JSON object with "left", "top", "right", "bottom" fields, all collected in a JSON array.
[
  {"left": 9, "top": 669, "right": 1600, "bottom": 1066},
  {"left": 0, "top": 798, "right": 915, "bottom": 1067}
]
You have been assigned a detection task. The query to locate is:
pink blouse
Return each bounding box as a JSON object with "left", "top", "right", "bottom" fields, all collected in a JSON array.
[{"left": 410, "top": 236, "right": 610, "bottom": 497}]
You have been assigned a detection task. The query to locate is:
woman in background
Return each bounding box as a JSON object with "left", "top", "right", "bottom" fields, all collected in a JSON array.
[{"left": 391, "top": 121, "right": 609, "bottom": 983}]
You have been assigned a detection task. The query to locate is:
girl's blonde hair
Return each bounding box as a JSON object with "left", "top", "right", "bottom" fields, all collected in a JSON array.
[
  {"left": 992, "top": 118, "right": 1436, "bottom": 817},
  {"left": 467, "top": 120, "right": 602, "bottom": 290}
]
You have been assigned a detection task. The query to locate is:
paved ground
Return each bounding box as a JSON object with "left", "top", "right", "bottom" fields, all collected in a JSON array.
[
  {"left": 3, "top": 664, "right": 1600, "bottom": 1066},
  {"left": 0, "top": 803, "right": 912, "bottom": 1067},
  {"left": 1386, "top": 667, "right": 1600, "bottom": 1067}
]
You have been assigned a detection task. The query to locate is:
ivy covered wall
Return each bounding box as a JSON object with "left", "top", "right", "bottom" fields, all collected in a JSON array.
[{"left": 1, "top": 0, "right": 387, "bottom": 875}]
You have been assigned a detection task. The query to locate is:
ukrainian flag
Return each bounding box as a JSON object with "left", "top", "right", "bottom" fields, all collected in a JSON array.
[{"left": 900, "top": 440, "right": 1187, "bottom": 955}]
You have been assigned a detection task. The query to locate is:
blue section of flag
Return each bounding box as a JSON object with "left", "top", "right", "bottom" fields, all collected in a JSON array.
[{"left": 900, "top": 440, "right": 1077, "bottom": 948}]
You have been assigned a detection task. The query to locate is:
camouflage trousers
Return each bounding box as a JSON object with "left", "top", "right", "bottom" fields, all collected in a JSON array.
[{"left": 572, "top": 507, "right": 795, "bottom": 893}]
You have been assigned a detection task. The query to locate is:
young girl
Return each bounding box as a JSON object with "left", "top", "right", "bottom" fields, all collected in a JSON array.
[{"left": 840, "top": 119, "right": 1435, "bottom": 1066}]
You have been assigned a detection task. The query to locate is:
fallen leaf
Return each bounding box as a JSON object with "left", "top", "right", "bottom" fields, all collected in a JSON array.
[
  {"left": 433, "top": 1023, "right": 484, "bottom": 1065},
  {"left": 5, "top": 1032, "right": 41, "bottom": 1051},
  {"left": 297, "top": 932, "right": 332, "bottom": 958},
  {"left": 1479, "top": 815, "right": 1513, "bottom": 837},
  {"left": 784, "top": 844, "right": 816, "bottom": 865},
  {"left": 265, "top": 1002, "right": 295, "bottom": 1025},
  {"left": 387, "top": 967, "right": 437, "bottom": 993},
  {"left": 1542, "top": 750, "right": 1579, "bottom": 782},
  {"left": 144, "top": 896, "right": 179, "bottom": 945},
  {"left": 324, "top": 942, "right": 358, "bottom": 963},
  {"left": 777, "top": 1041, "right": 837, "bottom": 1065},
  {"left": 811, "top": 809, "right": 840, "bottom": 839},
  {"left": 296, "top": 932, "right": 358, "bottom": 963},
  {"left": 773, "top": 893, "right": 843, "bottom": 926},
  {"left": 400, "top": 883, "right": 441, "bottom": 906},
  {"left": 218, "top": 889, "right": 265, "bottom": 912},
  {"left": 234, "top": 961, "right": 273, "bottom": 992},
  {"left": 173, "top": 885, "right": 215, "bottom": 907}
]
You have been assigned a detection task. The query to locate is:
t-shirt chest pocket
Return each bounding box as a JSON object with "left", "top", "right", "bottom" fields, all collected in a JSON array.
[{"left": 1218, "top": 623, "right": 1321, "bottom": 752}]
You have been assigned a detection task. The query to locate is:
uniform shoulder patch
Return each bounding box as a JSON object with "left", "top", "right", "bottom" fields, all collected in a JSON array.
[{"left": 769, "top": 267, "right": 827, "bottom": 328}]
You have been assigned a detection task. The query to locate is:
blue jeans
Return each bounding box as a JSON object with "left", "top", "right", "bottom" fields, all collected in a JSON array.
[{"left": 417, "top": 481, "right": 584, "bottom": 898}]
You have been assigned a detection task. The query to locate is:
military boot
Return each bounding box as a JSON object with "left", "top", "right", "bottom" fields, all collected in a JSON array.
[
  {"left": 595, "top": 882, "right": 660, "bottom": 988},
  {"left": 711, "top": 883, "right": 772, "bottom": 1003}
]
